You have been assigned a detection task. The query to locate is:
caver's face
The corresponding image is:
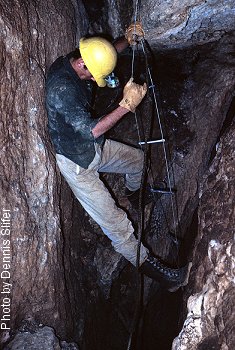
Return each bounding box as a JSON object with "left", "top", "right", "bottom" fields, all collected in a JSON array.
[{"left": 71, "top": 57, "right": 95, "bottom": 82}]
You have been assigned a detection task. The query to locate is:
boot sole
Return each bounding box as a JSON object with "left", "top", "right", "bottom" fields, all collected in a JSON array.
[{"left": 168, "top": 262, "right": 192, "bottom": 292}]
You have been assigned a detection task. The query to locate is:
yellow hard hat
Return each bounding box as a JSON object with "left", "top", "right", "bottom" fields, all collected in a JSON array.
[{"left": 79, "top": 37, "right": 117, "bottom": 87}]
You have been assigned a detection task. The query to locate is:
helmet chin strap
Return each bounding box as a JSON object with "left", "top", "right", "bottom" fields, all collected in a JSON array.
[{"left": 104, "top": 72, "right": 119, "bottom": 88}]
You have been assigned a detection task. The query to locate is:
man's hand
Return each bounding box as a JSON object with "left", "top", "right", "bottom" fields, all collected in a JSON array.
[
  {"left": 92, "top": 79, "right": 147, "bottom": 139},
  {"left": 125, "top": 22, "right": 145, "bottom": 46},
  {"left": 119, "top": 78, "right": 147, "bottom": 113}
]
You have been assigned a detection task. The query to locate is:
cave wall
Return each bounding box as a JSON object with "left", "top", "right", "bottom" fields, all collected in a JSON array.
[
  {"left": 172, "top": 119, "right": 235, "bottom": 350},
  {"left": 0, "top": 0, "right": 88, "bottom": 343},
  {"left": 84, "top": 0, "right": 235, "bottom": 49},
  {"left": 141, "top": 0, "right": 235, "bottom": 49}
]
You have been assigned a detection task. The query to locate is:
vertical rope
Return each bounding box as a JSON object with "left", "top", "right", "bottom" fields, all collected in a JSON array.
[
  {"left": 127, "top": 2, "right": 144, "bottom": 348},
  {"left": 134, "top": 111, "right": 142, "bottom": 146},
  {"left": 131, "top": 0, "right": 140, "bottom": 78},
  {"left": 131, "top": 47, "right": 136, "bottom": 79}
]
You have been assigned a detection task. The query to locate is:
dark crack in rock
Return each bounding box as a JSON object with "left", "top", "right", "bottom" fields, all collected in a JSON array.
[{"left": 146, "top": 33, "right": 235, "bottom": 264}]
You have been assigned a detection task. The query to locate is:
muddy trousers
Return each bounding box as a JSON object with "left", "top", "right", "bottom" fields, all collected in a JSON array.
[{"left": 56, "top": 139, "right": 148, "bottom": 266}]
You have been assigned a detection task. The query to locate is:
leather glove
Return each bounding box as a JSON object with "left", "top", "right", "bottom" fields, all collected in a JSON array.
[
  {"left": 125, "top": 22, "right": 145, "bottom": 46},
  {"left": 119, "top": 78, "right": 147, "bottom": 113}
]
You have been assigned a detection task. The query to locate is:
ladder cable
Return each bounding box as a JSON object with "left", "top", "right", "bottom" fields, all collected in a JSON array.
[{"left": 140, "top": 39, "right": 178, "bottom": 241}]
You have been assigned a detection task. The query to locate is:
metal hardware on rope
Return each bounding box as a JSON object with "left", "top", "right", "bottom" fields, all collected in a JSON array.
[{"left": 138, "top": 138, "right": 165, "bottom": 145}]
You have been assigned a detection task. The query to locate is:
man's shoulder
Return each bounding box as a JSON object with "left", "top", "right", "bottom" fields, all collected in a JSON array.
[
  {"left": 45, "top": 54, "right": 91, "bottom": 109},
  {"left": 46, "top": 57, "right": 78, "bottom": 97},
  {"left": 46, "top": 56, "right": 71, "bottom": 84}
]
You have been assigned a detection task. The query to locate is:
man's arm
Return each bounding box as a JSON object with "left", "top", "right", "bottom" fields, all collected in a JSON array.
[
  {"left": 92, "top": 78, "right": 147, "bottom": 139},
  {"left": 113, "top": 36, "right": 129, "bottom": 53},
  {"left": 91, "top": 106, "right": 128, "bottom": 138}
]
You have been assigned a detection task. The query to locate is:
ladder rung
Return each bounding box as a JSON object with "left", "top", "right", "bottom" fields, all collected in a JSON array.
[
  {"left": 151, "top": 188, "right": 175, "bottom": 195},
  {"left": 139, "top": 139, "right": 165, "bottom": 145}
]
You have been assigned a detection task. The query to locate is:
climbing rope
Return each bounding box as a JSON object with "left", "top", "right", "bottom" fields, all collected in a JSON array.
[{"left": 131, "top": 0, "right": 141, "bottom": 78}]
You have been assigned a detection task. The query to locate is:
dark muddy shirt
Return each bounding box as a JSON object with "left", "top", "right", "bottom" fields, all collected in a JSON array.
[{"left": 45, "top": 53, "right": 104, "bottom": 169}]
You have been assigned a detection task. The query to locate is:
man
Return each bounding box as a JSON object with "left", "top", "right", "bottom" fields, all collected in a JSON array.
[{"left": 45, "top": 25, "right": 190, "bottom": 291}]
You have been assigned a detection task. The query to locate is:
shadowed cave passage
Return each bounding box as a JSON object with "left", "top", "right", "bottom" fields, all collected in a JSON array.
[{"left": 1, "top": 1, "right": 235, "bottom": 349}]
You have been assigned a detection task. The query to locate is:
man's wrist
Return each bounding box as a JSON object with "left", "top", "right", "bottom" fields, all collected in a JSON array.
[{"left": 118, "top": 105, "right": 130, "bottom": 114}]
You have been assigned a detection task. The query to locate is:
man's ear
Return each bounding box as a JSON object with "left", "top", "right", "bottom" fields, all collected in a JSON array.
[{"left": 76, "top": 57, "right": 85, "bottom": 68}]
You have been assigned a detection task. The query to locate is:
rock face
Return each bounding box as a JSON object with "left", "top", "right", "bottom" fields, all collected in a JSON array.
[
  {"left": 141, "top": 0, "right": 235, "bottom": 49},
  {"left": 172, "top": 120, "right": 235, "bottom": 350},
  {"left": 85, "top": 0, "right": 235, "bottom": 49},
  {"left": 1, "top": 1, "right": 235, "bottom": 350},
  {"left": 0, "top": 0, "right": 88, "bottom": 345},
  {"left": 4, "top": 325, "right": 79, "bottom": 350}
]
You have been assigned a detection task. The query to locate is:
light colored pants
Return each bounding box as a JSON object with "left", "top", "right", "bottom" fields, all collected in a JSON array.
[{"left": 56, "top": 139, "right": 148, "bottom": 266}]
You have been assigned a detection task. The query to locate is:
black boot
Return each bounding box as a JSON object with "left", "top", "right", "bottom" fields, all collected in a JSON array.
[
  {"left": 125, "top": 185, "right": 153, "bottom": 209},
  {"left": 139, "top": 253, "right": 192, "bottom": 292}
]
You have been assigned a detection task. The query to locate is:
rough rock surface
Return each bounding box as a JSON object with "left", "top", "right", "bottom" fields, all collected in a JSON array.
[
  {"left": 172, "top": 120, "right": 235, "bottom": 350},
  {"left": 141, "top": 0, "right": 235, "bottom": 49},
  {"left": 85, "top": 0, "right": 235, "bottom": 49},
  {"left": 4, "top": 325, "right": 79, "bottom": 350},
  {"left": 0, "top": 0, "right": 87, "bottom": 345}
]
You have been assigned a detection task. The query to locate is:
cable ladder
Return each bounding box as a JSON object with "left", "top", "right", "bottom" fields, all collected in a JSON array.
[{"left": 126, "top": 1, "right": 181, "bottom": 349}]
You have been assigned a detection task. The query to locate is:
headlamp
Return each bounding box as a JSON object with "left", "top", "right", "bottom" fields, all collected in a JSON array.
[{"left": 104, "top": 72, "right": 119, "bottom": 88}]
